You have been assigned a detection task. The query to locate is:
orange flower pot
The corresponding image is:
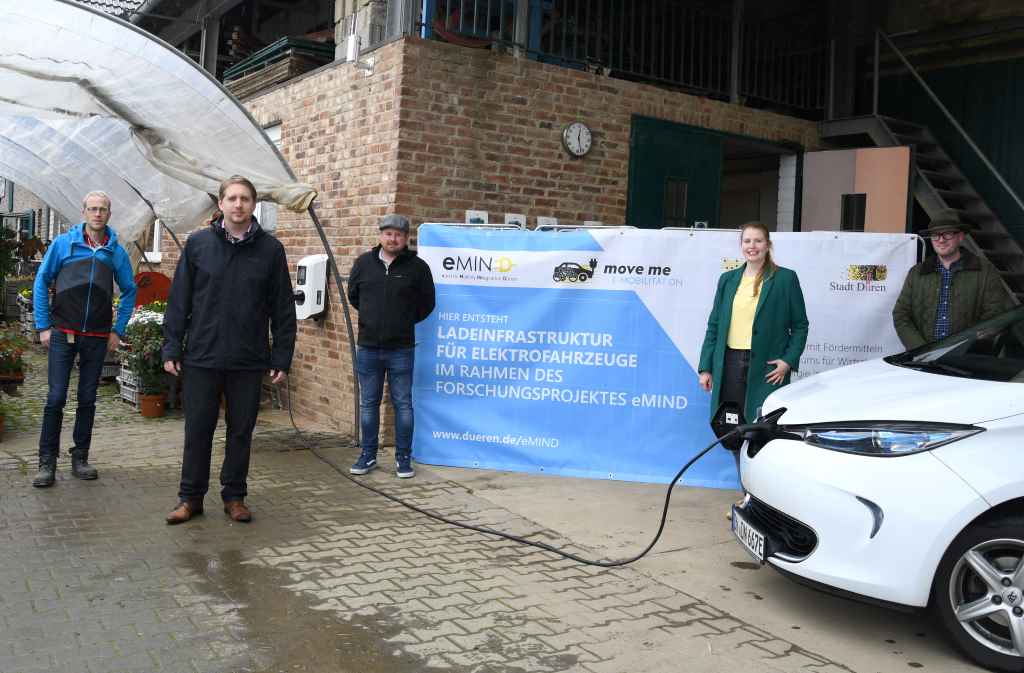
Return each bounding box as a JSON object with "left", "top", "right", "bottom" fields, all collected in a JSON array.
[{"left": 139, "top": 393, "right": 166, "bottom": 418}]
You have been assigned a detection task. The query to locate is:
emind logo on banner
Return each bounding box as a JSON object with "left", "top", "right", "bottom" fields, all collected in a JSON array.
[
  {"left": 831, "top": 264, "right": 890, "bottom": 293},
  {"left": 440, "top": 254, "right": 519, "bottom": 282}
]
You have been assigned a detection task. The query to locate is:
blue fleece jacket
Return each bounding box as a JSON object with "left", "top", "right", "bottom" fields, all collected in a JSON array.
[{"left": 33, "top": 223, "right": 137, "bottom": 336}]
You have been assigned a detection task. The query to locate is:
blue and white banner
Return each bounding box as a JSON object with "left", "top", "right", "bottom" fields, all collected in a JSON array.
[{"left": 414, "top": 225, "right": 918, "bottom": 488}]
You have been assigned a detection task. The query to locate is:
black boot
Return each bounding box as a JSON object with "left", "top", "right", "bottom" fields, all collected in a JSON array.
[
  {"left": 70, "top": 448, "right": 98, "bottom": 480},
  {"left": 32, "top": 456, "right": 56, "bottom": 488}
]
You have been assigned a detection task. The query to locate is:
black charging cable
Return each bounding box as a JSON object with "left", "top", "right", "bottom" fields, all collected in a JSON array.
[{"left": 275, "top": 377, "right": 785, "bottom": 568}]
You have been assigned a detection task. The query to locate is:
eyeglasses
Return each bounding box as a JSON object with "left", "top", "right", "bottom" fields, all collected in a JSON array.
[
  {"left": 84, "top": 207, "right": 109, "bottom": 214},
  {"left": 930, "top": 231, "right": 959, "bottom": 242}
]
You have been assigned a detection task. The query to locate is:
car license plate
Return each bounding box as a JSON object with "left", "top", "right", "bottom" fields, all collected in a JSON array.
[{"left": 732, "top": 506, "right": 766, "bottom": 563}]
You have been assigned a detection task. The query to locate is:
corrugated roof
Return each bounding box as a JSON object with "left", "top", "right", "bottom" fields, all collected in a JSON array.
[{"left": 69, "top": 0, "right": 148, "bottom": 19}]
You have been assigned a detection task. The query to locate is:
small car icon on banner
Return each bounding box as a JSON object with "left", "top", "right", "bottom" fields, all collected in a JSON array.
[{"left": 553, "top": 259, "right": 597, "bottom": 283}]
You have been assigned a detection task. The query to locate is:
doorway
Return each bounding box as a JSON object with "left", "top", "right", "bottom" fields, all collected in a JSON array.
[{"left": 626, "top": 116, "right": 800, "bottom": 231}]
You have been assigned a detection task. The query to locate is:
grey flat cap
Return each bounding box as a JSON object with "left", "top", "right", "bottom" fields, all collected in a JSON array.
[{"left": 379, "top": 214, "right": 411, "bottom": 233}]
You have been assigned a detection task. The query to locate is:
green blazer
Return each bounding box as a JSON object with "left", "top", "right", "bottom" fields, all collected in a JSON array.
[{"left": 698, "top": 265, "right": 809, "bottom": 422}]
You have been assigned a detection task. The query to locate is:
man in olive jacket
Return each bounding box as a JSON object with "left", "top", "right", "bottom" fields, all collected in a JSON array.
[
  {"left": 893, "top": 213, "right": 1012, "bottom": 351},
  {"left": 347, "top": 214, "right": 435, "bottom": 479}
]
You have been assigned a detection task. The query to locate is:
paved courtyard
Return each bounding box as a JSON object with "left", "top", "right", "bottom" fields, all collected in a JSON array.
[{"left": 0, "top": 344, "right": 982, "bottom": 673}]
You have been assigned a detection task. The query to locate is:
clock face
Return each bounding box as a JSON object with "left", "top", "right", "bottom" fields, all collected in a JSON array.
[{"left": 563, "top": 122, "right": 592, "bottom": 157}]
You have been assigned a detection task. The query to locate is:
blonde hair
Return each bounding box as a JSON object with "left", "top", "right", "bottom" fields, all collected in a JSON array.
[
  {"left": 218, "top": 175, "right": 257, "bottom": 201},
  {"left": 740, "top": 221, "right": 776, "bottom": 296},
  {"left": 82, "top": 191, "right": 111, "bottom": 210}
]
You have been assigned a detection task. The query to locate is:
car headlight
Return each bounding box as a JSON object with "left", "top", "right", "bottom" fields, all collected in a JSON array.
[{"left": 782, "top": 422, "right": 984, "bottom": 456}]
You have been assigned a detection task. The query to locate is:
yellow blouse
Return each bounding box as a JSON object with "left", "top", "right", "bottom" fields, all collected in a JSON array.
[{"left": 727, "top": 275, "right": 760, "bottom": 349}]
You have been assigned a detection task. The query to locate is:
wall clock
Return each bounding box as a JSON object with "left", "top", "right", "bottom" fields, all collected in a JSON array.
[{"left": 562, "top": 121, "right": 593, "bottom": 157}]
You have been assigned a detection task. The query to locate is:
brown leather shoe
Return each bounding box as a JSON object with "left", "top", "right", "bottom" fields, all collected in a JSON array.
[
  {"left": 223, "top": 500, "right": 252, "bottom": 523},
  {"left": 166, "top": 501, "right": 203, "bottom": 525}
]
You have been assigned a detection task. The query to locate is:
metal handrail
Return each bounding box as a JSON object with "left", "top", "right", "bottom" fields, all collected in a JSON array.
[
  {"left": 534, "top": 224, "right": 636, "bottom": 233},
  {"left": 872, "top": 28, "right": 1024, "bottom": 219},
  {"left": 420, "top": 221, "right": 525, "bottom": 230}
]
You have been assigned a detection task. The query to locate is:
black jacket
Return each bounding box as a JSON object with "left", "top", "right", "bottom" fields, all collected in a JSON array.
[
  {"left": 162, "top": 219, "right": 297, "bottom": 371},
  {"left": 348, "top": 245, "right": 435, "bottom": 348}
]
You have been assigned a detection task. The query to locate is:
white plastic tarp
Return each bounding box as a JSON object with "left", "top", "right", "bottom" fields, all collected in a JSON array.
[{"left": 0, "top": 0, "right": 316, "bottom": 243}]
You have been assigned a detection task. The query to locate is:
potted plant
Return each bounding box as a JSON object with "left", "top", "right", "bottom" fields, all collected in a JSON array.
[
  {"left": 122, "top": 304, "right": 167, "bottom": 418},
  {"left": 0, "top": 328, "right": 27, "bottom": 387}
]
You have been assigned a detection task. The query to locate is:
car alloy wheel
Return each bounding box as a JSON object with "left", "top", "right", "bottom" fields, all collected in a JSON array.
[
  {"left": 949, "top": 539, "right": 1024, "bottom": 657},
  {"left": 934, "top": 522, "right": 1024, "bottom": 673}
]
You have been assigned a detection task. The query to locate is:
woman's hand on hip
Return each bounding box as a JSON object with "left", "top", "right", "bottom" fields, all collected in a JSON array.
[
  {"left": 765, "top": 359, "right": 790, "bottom": 385},
  {"left": 698, "top": 371, "right": 713, "bottom": 392}
]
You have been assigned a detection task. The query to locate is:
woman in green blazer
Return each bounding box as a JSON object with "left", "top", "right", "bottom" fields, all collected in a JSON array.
[{"left": 698, "top": 222, "right": 809, "bottom": 450}]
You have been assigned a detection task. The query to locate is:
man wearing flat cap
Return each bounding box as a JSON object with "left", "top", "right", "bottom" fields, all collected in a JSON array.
[
  {"left": 893, "top": 211, "right": 1012, "bottom": 350},
  {"left": 347, "top": 214, "right": 435, "bottom": 478}
]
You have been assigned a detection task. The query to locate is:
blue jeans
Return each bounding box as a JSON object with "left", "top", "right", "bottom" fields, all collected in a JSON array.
[
  {"left": 39, "top": 330, "right": 108, "bottom": 460},
  {"left": 356, "top": 346, "right": 414, "bottom": 456}
]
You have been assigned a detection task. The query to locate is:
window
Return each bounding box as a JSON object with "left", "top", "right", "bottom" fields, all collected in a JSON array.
[
  {"left": 144, "top": 219, "right": 162, "bottom": 264},
  {"left": 663, "top": 177, "right": 688, "bottom": 228},
  {"left": 840, "top": 193, "right": 866, "bottom": 232},
  {"left": 255, "top": 123, "right": 282, "bottom": 233}
]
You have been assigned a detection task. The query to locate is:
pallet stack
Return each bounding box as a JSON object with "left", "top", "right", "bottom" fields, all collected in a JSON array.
[
  {"left": 16, "top": 295, "right": 39, "bottom": 343},
  {"left": 4, "top": 279, "right": 31, "bottom": 321},
  {"left": 117, "top": 363, "right": 139, "bottom": 407}
]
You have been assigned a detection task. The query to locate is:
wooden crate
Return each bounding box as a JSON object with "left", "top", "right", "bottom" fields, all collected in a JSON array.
[
  {"left": 118, "top": 364, "right": 139, "bottom": 388},
  {"left": 100, "top": 360, "right": 119, "bottom": 379},
  {"left": 117, "top": 376, "right": 139, "bottom": 406}
]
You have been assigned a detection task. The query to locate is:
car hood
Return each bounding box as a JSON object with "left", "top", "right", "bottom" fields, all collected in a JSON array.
[{"left": 762, "top": 358, "right": 1024, "bottom": 425}]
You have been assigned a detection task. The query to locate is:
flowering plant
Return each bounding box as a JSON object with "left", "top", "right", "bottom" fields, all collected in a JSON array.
[
  {"left": 0, "top": 328, "right": 27, "bottom": 376},
  {"left": 123, "top": 305, "right": 166, "bottom": 394}
]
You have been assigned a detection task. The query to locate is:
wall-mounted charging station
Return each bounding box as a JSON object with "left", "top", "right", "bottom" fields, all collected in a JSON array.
[{"left": 294, "top": 253, "right": 329, "bottom": 321}]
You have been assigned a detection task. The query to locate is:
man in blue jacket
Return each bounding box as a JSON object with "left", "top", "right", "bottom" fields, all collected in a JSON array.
[{"left": 32, "top": 191, "right": 137, "bottom": 487}]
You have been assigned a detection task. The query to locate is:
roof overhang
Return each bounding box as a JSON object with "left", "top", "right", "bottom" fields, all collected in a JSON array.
[{"left": 0, "top": 0, "right": 315, "bottom": 242}]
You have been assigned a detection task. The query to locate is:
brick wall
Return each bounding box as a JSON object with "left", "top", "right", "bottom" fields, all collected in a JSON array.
[
  {"left": 160, "top": 36, "right": 821, "bottom": 435},
  {"left": 395, "top": 37, "right": 821, "bottom": 227},
  {"left": 239, "top": 39, "right": 405, "bottom": 433}
]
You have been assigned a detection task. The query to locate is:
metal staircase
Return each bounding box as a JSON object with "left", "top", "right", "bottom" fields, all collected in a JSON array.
[{"left": 820, "top": 114, "right": 1024, "bottom": 304}]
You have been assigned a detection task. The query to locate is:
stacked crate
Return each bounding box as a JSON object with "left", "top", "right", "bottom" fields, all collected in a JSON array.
[
  {"left": 17, "top": 295, "right": 39, "bottom": 343},
  {"left": 4, "top": 279, "right": 31, "bottom": 321},
  {"left": 100, "top": 358, "right": 120, "bottom": 380},
  {"left": 117, "top": 362, "right": 139, "bottom": 407}
]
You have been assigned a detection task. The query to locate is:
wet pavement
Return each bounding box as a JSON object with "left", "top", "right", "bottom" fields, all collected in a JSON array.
[
  {"left": 1, "top": 343, "right": 180, "bottom": 436},
  {"left": 0, "top": 342, "right": 981, "bottom": 673}
]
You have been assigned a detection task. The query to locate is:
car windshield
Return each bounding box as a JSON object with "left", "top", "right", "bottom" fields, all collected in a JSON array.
[{"left": 886, "top": 306, "right": 1024, "bottom": 382}]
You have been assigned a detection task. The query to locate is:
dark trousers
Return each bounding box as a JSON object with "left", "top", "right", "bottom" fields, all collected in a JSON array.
[
  {"left": 720, "top": 347, "right": 750, "bottom": 471},
  {"left": 39, "top": 331, "right": 108, "bottom": 461},
  {"left": 178, "top": 366, "right": 263, "bottom": 504}
]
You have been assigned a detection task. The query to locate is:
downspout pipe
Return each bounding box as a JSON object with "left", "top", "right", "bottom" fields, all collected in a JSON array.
[{"left": 306, "top": 204, "right": 361, "bottom": 448}]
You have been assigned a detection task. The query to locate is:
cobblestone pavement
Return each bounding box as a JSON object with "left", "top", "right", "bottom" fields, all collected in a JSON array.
[
  {"left": 2, "top": 343, "right": 181, "bottom": 436},
  {"left": 0, "top": 410, "right": 868, "bottom": 673},
  {"left": 0, "top": 346, "right": 880, "bottom": 673}
]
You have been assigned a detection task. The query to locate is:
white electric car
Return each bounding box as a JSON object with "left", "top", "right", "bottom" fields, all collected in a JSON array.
[{"left": 732, "top": 306, "right": 1024, "bottom": 672}]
